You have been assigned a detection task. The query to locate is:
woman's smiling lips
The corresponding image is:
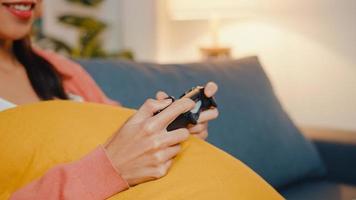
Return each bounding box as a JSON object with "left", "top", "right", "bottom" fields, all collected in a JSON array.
[{"left": 2, "top": 1, "right": 36, "bottom": 20}]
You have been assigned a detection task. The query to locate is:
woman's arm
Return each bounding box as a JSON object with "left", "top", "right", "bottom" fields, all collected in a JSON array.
[{"left": 10, "top": 146, "right": 129, "bottom": 200}]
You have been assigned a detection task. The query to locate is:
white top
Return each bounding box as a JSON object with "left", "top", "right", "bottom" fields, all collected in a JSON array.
[
  {"left": 0, "top": 94, "right": 83, "bottom": 112},
  {"left": 0, "top": 98, "right": 16, "bottom": 111}
]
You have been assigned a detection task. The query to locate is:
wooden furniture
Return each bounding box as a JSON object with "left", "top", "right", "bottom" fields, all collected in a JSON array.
[
  {"left": 200, "top": 47, "right": 231, "bottom": 60},
  {"left": 301, "top": 127, "right": 356, "bottom": 144}
]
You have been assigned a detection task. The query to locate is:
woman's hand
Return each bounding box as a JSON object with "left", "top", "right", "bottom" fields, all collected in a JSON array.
[
  {"left": 104, "top": 97, "right": 195, "bottom": 186},
  {"left": 156, "top": 82, "right": 219, "bottom": 140}
]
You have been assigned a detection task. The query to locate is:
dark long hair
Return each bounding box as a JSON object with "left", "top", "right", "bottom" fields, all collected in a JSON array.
[{"left": 12, "top": 38, "right": 68, "bottom": 100}]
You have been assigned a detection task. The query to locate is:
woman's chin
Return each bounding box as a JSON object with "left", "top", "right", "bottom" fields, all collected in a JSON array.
[
  {"left": 0, "top": 9, "right": 35, "bottom": 41},
  {"left": 0, "top": 29, "right": 31, "bottom": 41}
]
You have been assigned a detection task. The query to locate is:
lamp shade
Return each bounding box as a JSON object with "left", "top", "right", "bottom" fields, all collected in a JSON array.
[{"left": 168, "top": 0, "right": 248, "bottom": 20}]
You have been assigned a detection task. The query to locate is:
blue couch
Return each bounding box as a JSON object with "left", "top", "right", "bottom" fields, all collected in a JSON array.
[{"left": 78, "top": 57, "right": 356, "bottom": 200}]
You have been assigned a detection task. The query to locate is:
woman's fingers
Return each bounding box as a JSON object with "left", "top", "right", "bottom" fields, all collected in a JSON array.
[
  {"left": 197, "top": 108, "right": 219, "bottom": 123},
  {"left": 140, "top": 98, "right": 173, "bottom": 116},
  {"left": 152, "top": 128, "right": 189, "bottom": 149},
  {"left": 204, "top": 82, "right": 218, "bottom": 97},
  {"left": 151, "top": 98, "right": 195, "bottom": 130},
  {"left": 153, "top": 160, "right": 173, "bottom": 179},
  {"left": 105, "top": 96, "right": 195, "bottom": 187},
  {"left": 130, "top": 98, "right": 173, "bottom": 125},
  {"left": 139, "top": 160, "right": 173, "bottom": 181},
  {"left": 150, "top": 145, "right": 181, "bottom": 166},
  {"left": 188, "top": 107, "right": 218, "bottom": 140},
  {"left": 124, "top": 159, "right": 173, "bottom": 186},
  {"left": 157, "top": 82, "right": 218, "bottom": 100},
  {"left": 193, "top": 130, "right": 208, "bottom": 140},
  {"left": 106, "top": 84, "right": 219, "bottom": 187},
  {"left": 156, "top": 91, "right": 169, "bottom": 100},
  {"left": 188, "top": 123, "right": 208, "bottom": 134},
  {"left": 189, "top": 123, "right": 209, "bottom": 140}
]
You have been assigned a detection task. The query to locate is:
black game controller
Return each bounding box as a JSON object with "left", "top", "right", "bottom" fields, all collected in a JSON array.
[{"left": 162, "top": 86, "right": 218, "bottom": 131}]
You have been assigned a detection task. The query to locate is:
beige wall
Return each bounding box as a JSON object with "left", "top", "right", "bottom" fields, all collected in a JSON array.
[
  {"left": 119, "top": 0, "right": 158, "bottom": 60},
  {"left": 122, "top": 0, "right": 356, "bottom": 131}
]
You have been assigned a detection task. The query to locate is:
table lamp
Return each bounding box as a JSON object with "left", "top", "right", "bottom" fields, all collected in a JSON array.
[{"left": 168, "top": 0, "right": 245, "bottom": 59}]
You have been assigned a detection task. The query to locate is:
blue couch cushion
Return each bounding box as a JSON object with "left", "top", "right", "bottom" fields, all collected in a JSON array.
[
  {"left": 281, "top": 179, "right": 356, "bottom": 200},
  {"left": 78, "top": 56, "right": 326, "bottom": 188}
]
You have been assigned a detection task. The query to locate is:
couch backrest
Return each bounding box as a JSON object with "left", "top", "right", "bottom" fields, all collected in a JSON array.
[{"left": 78, "top": 57, "right": 325, "bottom": 188}]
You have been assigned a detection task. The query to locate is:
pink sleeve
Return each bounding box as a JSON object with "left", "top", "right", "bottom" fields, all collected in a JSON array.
[
  {"left": 33, "top": 48, "right": 121, "bottom": 106},
  {"left": 10, "top": 146, "right": 129, "bottom": 200}
]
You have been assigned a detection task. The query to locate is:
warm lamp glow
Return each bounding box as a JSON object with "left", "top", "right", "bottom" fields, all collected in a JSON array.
[
  {"left": 168, "top": 0, "right": 251, "bottom": 20},
  {"left": 167, "top": 0, "right": 311, "bottom": 20},
  {"left": 167, "top": 0, "right": 250, "bottom": 52}
]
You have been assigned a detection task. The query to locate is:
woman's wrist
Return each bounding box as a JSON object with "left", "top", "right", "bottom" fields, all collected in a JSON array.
[{"left": 71, "top": 146, "right": 129, "bottom": 198}]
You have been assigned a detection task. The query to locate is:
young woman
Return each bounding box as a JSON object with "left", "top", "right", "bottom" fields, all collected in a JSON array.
[{"left": 0, "top": 0, "right": 219, "bottom": 199}]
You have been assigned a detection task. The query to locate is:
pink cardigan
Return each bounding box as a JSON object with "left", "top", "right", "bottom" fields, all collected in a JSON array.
[{"left": 10, "top": 49, "right": 128, "bottom": 200}]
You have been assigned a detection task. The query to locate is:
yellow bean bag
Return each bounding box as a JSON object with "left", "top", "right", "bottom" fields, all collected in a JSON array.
[{"left": 0, "top": 101, "right": 283, "bottom": 200}]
